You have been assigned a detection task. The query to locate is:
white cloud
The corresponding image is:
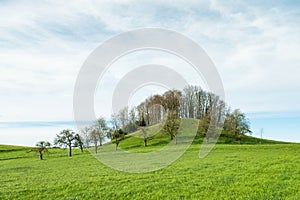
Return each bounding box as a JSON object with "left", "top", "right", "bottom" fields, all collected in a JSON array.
[
  {"left": 0, "top": 0, "right": 300, "bottom": 122},
  {"left": 178, "top": 1, "right": 300, "bottom": 112}
]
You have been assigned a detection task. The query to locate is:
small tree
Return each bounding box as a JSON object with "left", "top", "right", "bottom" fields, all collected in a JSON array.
[
  {"left": 80, "top": 126, "right": 91, "bottom": 148},
  {"left": 90, "top": 129, "right": 99, "bottom": 153},
  {"left": 162, "top": 110, "right": 180, "bottom": 141},
  {"left": 111, "top": 129, "right": 124, "bottom": 151},
  {"left": 198, "top": 114, "right": 211, "bottom": 143},
  {"left": 93, "top": 117, "right": 108, "bottom": 146},
  {"left": 54, "top": 129, "right": 77, "bottom": 157},
  {"left": 139, "top": 127, "right": 153, "bottom": 147},
  {"left": 74, "top": 133, "right": 84, "bottom": 152},
  {"left": 224, "top": 109, "right": 252, "bottom": 144},
  {"left": 35, "top": 141, "right": 51, "bottom": 160}
]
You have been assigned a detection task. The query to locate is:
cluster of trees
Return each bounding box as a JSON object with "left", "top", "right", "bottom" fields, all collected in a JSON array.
[
  {"left": 34, "top": 85, "right": 251, "bottom": 160},
  {"left": 79, "top": 117, "right": 128, "bottom": 152},
  {"left": 34, "top": 117, "right": 123, "bottom": 160},
  {"left": 109, "top": 85, "right": 251, "bottom": 143},
  {"left": 223, "top": 109, "right": 252, "bottom": 143},
  {"left": 80, "top": 117, "right": 109, "bottom": 153},
  {"left": 34, "top": 129, "right": 84, "bottom": 160}
]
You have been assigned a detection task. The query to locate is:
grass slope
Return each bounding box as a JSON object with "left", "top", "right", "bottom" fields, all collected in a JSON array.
[
  {"left": 1, "top": 119, "right": 299, "bottom": 199},
  {"left": 118, "top": 119, "right": 287, "bottom": 153}
]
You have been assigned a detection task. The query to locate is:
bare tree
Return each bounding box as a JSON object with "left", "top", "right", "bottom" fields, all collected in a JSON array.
[
  {"left": 118, "top": 107, "right": 129, "bottom": 130},
  {"left": 80, "top": 126, "right": 91, "bottom": 148},
  {"left": 111, "top": 129, "right": 124, "bottom": 151},
  {"left": 94, "top": 117, "right": 108, "bottom": 146},
  {"left": 120, "top": 107, "right": 138, "bottom": 133},
  {"left": 111, "top": 113, "right": 120, "bottom": 130},
  {"left": 54, "top": 129, "right": 76, "bottom": 157},
  {"left": 90, "top": 129, "right": 98, "bottom": 153},
  {"left": 35, "top": 141, "right": 51, "bottom": 160},
  {"left": 74, "top": 133, "right": 84, "bottom": 152},
  {"left": 182, "top": 85, "right": 196, "bottom": 118},
  {"left": 139, "top": 126, "right": 153, "bottom": 147},
  {"left": 162, "top": 89, "right": 181, "bottom": 117},
  {"left": 162, "top": 110, "right": 180, "bottom": 141}
]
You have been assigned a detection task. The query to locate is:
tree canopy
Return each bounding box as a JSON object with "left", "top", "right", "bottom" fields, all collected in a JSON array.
[{"left": 54, "top": 129, "right": 78, "bottom": 157}]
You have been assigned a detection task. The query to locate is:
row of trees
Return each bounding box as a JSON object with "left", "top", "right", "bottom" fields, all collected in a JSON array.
[
  {"left": 34, "top": 85, "right": 251, "bottom": 160},
  {"left": 34, "top": 117, "right": 125, "bottom": 160},
  {"left": 34, "top": 130, "right": 84, "bottom": 160}
]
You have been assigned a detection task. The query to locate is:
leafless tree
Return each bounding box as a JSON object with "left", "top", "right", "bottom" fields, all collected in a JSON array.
[{"left": 35, "top": 141, "right": 51, "bottom": 160}]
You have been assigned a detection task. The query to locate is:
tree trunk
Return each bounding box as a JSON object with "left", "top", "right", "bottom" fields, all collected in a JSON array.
[
  {"left": 115, "top": 139, "right": 119, "bottom": 151},
  {"left": 93, "top": 139, "right": 98, "bottom": 154},
  {"left": 144, "top": 138, "right": 147, "bottom": 147},
  {"left": 170, "top": 135, "right": 174, "bottom": 140},
  {"left": 69, "top": 145, "right": 72, "bottom": 157},
  {"left": 39, "top": 152, "right": 43, "bottom": 160}
]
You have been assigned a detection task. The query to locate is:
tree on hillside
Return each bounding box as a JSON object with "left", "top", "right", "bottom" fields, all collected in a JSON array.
[
  {"left": 133, "top": 85, "right": 229, "bottom": 128},
  {"left": 54, "top": 129, "right": 77, "bottom": 157},
  {"left": 78, "top": 118, "right": 108, "bottom": 154},
  {"left": 93, "top": 117, "right": 108, "bottom": 146},
  {"left": 90, "top": 129, "right": 99, "bottom": 153},
  {"left": 139, "top": 126, "right": 153, "bottom": 147},
  {"left": 136, "top": 111, "right": 147, "bottom": 127},
  {"left": 182, "top": 85, "right": 196, "bottom": 118},
  {"left": 111, "top": 113, "right": 121, "bottom": 130},
  {"left": 74, "top": 133, "right": 84, "bottom": 152},
  {"left": 124, "top": 107, "right": 138, "bottom": 133},
  {"left": 162, "top": 89, "right": 181, "bottom": 118},
  {"left": 118, "top": 107, "right": 129, "bottom": 131},
  {"left": 80, "top": 126, "right": 91, "bottom": 148},
  {"left": 35, "top": 141, "right": 51, "bottom": 160},
  {"left": 198, "top": 114, "right": 210, "bottom": 135},
  {"left": 111, "top": 129, "right": 125, "bottom": 151},
  {"left": 224, "top": 109, "right": 252, "bottom": 143},
  {"left": 162, "top": 110, "right": 180, "bottom": 141}
]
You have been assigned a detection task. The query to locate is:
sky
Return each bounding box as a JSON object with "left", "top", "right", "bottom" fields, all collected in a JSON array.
[{"left": 0, "top": 0, "right": 300, "bottom": 145}]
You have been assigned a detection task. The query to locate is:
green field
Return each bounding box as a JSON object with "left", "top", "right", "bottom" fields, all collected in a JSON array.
[{"left": 1, "top": 122, "right": 300, "bottom": 199}]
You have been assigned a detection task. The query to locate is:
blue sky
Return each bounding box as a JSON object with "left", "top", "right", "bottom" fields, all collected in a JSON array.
[{"left": 0, "top": 0, "right": 300, "bottom": 144}]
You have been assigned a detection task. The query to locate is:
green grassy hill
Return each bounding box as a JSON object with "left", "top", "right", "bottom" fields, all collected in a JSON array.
[
  {"left": 117, "top": 119, "right": 287, "bottom": 153},
  {"left": 1, "top": 120, "right": 299, "bottom": 199}
]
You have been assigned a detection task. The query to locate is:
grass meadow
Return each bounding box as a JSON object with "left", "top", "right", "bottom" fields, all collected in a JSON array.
[{"left": 1, "top": 138, "right": 300, "bottom": 199}]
